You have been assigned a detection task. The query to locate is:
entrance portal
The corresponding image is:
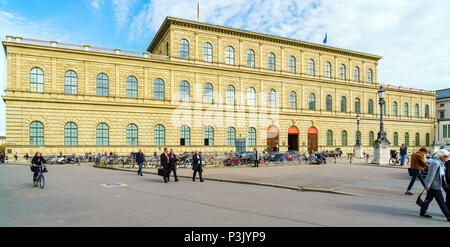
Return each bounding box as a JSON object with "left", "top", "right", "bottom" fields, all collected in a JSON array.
[
  {"left": 307, "top": 127, "right": 318, "bottom": 153},
  {"left": 288, "top": 126, "right": 299, "bottom": 151},
  {"left": 267, "top": 125, "right": 279, "bottom": 152}
]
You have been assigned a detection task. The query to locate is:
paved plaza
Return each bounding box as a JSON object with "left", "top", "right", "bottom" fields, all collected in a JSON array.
[{"left": 1, "top": 161, "right": 449, "bottom": 227}]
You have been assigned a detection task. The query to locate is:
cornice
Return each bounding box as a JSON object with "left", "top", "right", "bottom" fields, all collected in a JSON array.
[{"left": 147, "top": 17, "right": 383, "bottom": 61}]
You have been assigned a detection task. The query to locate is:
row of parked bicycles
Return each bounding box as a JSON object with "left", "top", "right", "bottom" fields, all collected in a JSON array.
[{"left": 94, "top": 150, "right": 332, "bottom": 169}]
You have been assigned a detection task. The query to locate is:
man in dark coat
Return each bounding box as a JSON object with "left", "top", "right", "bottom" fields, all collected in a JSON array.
[
  {"left": 135, "top": 149, "right": 144, "bottom": 176},
  {"left": 167, "top": 149, "right": 179, "bottom": 182},
  {"left": 192, "top": 150, "right": 204, "bottom": 182},
  {"left": 160, "top": 148, "right": 170, "bottom": 183}
]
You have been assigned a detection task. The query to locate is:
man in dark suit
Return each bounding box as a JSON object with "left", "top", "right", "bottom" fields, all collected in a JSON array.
[
  {"left": 192, "top": 150, "right": 204, "bottom": 182},
  {"left": 160, "top": 148, "right": 170, "bottom": 183},
  {"left": 167, "top": 149, "right": 179, "bottom": 182}
]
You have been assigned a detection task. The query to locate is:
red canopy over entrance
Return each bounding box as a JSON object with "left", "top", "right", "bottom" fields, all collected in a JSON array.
[{"left": 288, "top": 126, "right": 299, "bottom": 134}]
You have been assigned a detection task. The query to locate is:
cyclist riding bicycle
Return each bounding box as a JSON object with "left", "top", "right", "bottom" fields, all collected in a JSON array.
[{"left": 31, "top": 152, "right": 47, "bottom": 182}]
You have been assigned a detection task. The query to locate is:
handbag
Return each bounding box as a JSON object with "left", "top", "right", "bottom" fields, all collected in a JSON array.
[
  {"left": 157, "top": 168, "right": 166, "bottom": 176},
  {"left": 416, "top": 189, "right": 427, "bottom": 207}
]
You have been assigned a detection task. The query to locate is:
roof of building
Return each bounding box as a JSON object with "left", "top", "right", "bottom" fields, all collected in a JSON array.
[
  {"left": 147, "top": 17, "right": 382, "bottom": 61},
  {"left": 0, "top": 136, "right": 6, "bottom": 139},
  {"left": 436, "top": 88, "right": 450, "bottom": 100}
]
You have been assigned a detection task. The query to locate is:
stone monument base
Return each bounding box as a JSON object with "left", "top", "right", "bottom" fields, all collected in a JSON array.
[
  {"left": 354, "top": 144, "right": 364, "bottom": 159},
  {"left": 372, "top": 140, "right": 390, "bottom": 165}
]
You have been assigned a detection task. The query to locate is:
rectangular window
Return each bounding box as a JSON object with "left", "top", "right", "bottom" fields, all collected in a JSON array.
[
  {"left": 440, "top": 111, "right": 445, "bottom": 119},
  {"left": 444, "top": 125, "right": 448, "bottom": 138}
]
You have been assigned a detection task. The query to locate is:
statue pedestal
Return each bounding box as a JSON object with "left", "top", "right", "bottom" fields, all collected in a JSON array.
[
  {"left": 354, "top": 144, "right": 364, "bottom": 159},
  {"left": 372, "top": 140, "right": 390, "bottom": 165},
  {"left": 430, "top": 144, "right": 440, "bottom": 154}
]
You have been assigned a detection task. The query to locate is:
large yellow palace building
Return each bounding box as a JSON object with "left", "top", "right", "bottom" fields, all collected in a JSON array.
[{"left": 1, "top": 17, "right": 436, "bottom": 156}]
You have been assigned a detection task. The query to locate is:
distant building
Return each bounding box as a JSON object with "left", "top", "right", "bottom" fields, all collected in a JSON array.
[
  {"left": 436, "top": 88, "right": 450, "bottom": 144},
  {"left": 0, "top": 136, "right": 5, "bottom": 146}
]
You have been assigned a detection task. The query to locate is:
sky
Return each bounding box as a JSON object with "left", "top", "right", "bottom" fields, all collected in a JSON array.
[{"left": 0, "top": 0, "right": 449, "bottom": 136}]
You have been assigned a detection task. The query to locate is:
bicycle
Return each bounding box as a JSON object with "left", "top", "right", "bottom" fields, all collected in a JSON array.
[
  {"left": 33, "top": 165, "right": 46, "bottom": 189},
  {"left": 389, "top": 153, "right": 410, "bottom": 166}
]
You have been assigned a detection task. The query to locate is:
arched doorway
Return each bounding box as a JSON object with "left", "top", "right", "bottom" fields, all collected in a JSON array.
[
  {"left": 267, "top": 125, "right": 279, "bottom": 152},
  {"left": 288, "top": 126, "right": 299, "bottom": 151},
  {"left": 308, "top": 127, "right": 318, "bottom": 153}
]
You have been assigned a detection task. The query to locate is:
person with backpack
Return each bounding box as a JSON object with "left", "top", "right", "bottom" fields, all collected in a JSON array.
[
  {"left": 31, "top": 152, "right": 47, "bottom": 182},
  {"left": 136, "top": 149, "right": 144, "bottom": 176},
  {"left": 400, "top": 144, "right": 407, "bottom": 166}
]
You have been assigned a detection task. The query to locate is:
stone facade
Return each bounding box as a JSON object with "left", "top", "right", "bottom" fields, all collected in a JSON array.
[{"left": 2, "top": 17, "right": 436, "bottom": 156}]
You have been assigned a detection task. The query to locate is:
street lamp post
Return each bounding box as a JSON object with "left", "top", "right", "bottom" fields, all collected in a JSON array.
[
  {"left": 356, "top": 113, "right": 361, "bottom": 146},
  {"left": 354, "top": 113, "right": 363, "bottom": 158},
  {"left": 431, "top": 120, "right": 440, "bottom": 154},
  {"left": 372, "top": 85, "right": 391, "bottom": 165}
]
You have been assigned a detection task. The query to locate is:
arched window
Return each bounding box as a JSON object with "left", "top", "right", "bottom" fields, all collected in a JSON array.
[
  {"left": 368, "top": 99, "right": 374, "bottom": 114},
  {"left": 226, "top": 85, "right": 235, "bottom": 105},
  {"left": 126, "top": 76, "right": 138, "bottom": 98},
  {"left": 425, "top": 105, "right": 430, "bottom": 118},
  {"left": 248, "top": 128, "right": 256, "bottom": 146},
  {"left": 309, "top": 93, "right": 316, "bottom": 110},
  {"left": 64, "top": 122, "right": 77, "bottom": 146},
  {"left": 30, "top": 67, "right": 44, "bottom": 93},
  {"left": 415, "top": 133, "right": 420, "bottom": 146},
  {"left": 268, "top": 89, "right": 276, "bottom": 107},
  {"left": 203, "top": 42, "right": 212, "bottom": 62},
  {"left": 268, "top": 52, "right": 275, "bottom": 70},
  {"left": 404, "top": 102, "right": 409, "bottom": 117},
  {"left": 180, "top": 39, "right": 189, "bottom": 59},
  {"left": 415, "top": 103, "right": 420, "bottom": 118},
  {"left": 326, "top": 95, "right": 332, "bottom": 111},
  {"left": 204, "top": 126, "right": 214, "bottom": 146},
  {"left": 340, "top": 64, "right": 346, "bottom": 80},
  {"left": 327, "top": 130, "right": 333, "bottom": 146},
  {"left": 354, "top": 66, "right": 360, "bottom": 81},
  {"left": 393, "top": 101, "right": 398, "bottom": 116},
  {"left": 405, "top": 132, "right": 410, "bottom": 146},
  {"left": 64, "top": 70, "right": 77, "bottom": 95},
  {"left": 180, "top": 81, "right": 190, "bottom": 102},
  {"left": 369, "top": 131, "right": 374, "bottom": 147},
  {"left": 325, "top": 62, "right": 331, "bottom": 78},
  {"left": 180, "top": 126, "right": 190, "bottom": 146},
  {"left": 289, "top": 56, "right": 296, "bottom": 73},
  {"left": 96, "top": 123, "right": 109, "bottom": 146},
  {"left": 368, "top": 69, "right": 373, "bottom": 83},
  {"left": 227, "top": 127, "right": 236, "bottom": 146},
  {"left": 247, "top": 87, "right": 256, "bottom": 106},
  {"left": 126, "top": 124, "right": 138, "bottom": 146},
  {"left": 30, "top": 121, "right": 44, "bottom": 146},
  {"left": 308, "top": 59, "right": 315, "bottom": 75},
  {"left": 341, "top": 96, "right": 347, "bottom": 112},
  {"left": 203, "top": 83, "right": 213, "bottom": 103},
  {"left": 341, "top": 131, "right": 348, "bottom": 146},
  {"left": 96, "top": 73, "right": 109, "bottom": 96},
  {"left": 154, "top": 125, "right": 165, "bottom": 146},
  {"left": 394, "top": 132, "right": 399, "bottom": 146},
  {"left": 355, "top": 98, "right": 361, "bottom": 114},
  {"left": 226, "top": 46, "right": 234, "bottom": 65},
  {"left": 426, "top": 133, "right": 430, "bottom": 146},
  {"left": 247, "top": 49, "right": 255, "bottom": 67},
  {"left": 154, "top": 78, "right": 165, "bottom": 100},
  {"left": 289, "top": 91, "right": 296, "bottom": 109}
]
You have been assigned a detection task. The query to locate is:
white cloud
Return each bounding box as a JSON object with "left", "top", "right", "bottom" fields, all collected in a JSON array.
[
  {"left": 111, "top": 0, "right": 138, "bottom": 29},
  {"left": 90, "top": 0, "right": 104, "bottom": 12},
  {"left": 127, "top": 0, "right": 450, "bottom": 91}
]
